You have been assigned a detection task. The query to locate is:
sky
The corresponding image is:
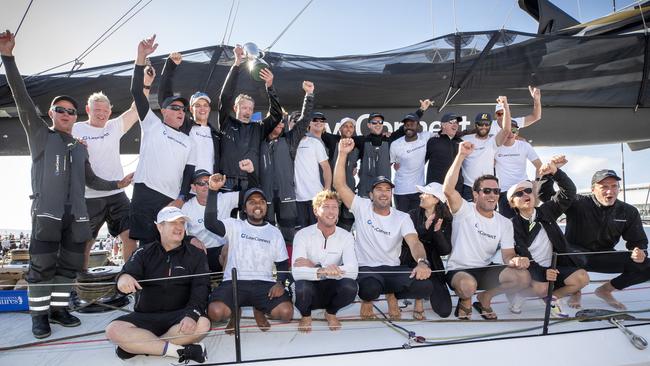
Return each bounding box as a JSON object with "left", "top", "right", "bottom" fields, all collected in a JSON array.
[{"left": 1, "top": 0, "right": 648, "bottom": 231}]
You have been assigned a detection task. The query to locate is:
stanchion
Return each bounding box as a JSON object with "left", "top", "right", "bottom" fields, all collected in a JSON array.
[
  {"left": 542, "top": 252, "right": 557, "bottom": 335},
  {"left": 232, "top": 268, "right": 242, "bottom": 363}
]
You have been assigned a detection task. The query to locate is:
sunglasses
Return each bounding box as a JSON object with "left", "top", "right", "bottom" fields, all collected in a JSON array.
[
  {"left": 166, "top": 105, "right": 186, "bottom": 112},
  {"left": 511, "top": 127, "right": 519, "bottom": 134},
  {"left": 193, "top": 181, "right": 209, "bottom": 187},
  {"left": 368, "top": 120, "right": 384, "bottom": 125},
  {"left": 51, "top": 106, "right": 77, "bottom": 116},
  {"left": 512, "top": 187, "right": 533, "bottom": 198},
  {"left": 475, "top": 121, "right": 490, "bottom": 127},
  {"left": 476, "top": 187, "right": 501, "bottom": 195},
  {"left": 496, "top": 112, "right": 504, "bottom": 116}
]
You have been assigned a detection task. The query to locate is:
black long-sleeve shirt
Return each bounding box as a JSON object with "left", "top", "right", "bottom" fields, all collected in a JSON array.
[{"left": 117, "top": 241, "right": 210, "bottom": 321}]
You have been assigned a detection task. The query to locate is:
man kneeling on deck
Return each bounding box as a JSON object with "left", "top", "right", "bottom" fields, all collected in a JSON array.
[
  {"left": 334, "top": 138, "right": 433, "bottom": 320},
  {"left": 204, "top": 176, "right": 294, "bottom": 331},
  {"left": 443, "top": 141, "right": 530, "bottom": 320},
  {"left": 292, "top": 190, "right": 359, "bottom": 332},
  {"left": 106, "top": 207, "right": 210, "bottom": 363}
]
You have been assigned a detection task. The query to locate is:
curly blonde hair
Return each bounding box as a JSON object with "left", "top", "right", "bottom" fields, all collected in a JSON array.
[{"left": 312, "top": 190, "right": 341, "bottom": 210}]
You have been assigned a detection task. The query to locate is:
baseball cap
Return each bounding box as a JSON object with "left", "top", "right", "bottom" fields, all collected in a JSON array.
[
  {"left": 339, "top": 117, "right": 355, "bottom": 127},
  {"left": 311, "top": 112, "right": 327, "bottom": 121},
  {"left": 243, "top": 187, "right": 267, "bottom": 203},
  {"left": 190, "top": 92, "right": 211, "bottom": 106},
  {"left": 440, "top": 113, "right": 462, "bottom": 123},
  {"left": 370, "top": 175, "right": 395, "bottom": 189},
  {"left": 155, "top": 206, "right": 190, "bottom": 224},
  {"left": 474, "top": 113, "right": 492, "bottom": 123},
  {"left": 506, "top": 180, "right": 534, "bottom": 201},
  {"left": 161, "top": 95, "right": 189, "bottom": 109},
  {"left": 591, "top": 169, "right": 622, "bottom": 185},
  {"left": 415, "top": 182, "right": 446, "bottom": 203},
  {"left": 192, "top": 169, "right": 211, "bottom": 181},
  {"left": 401, "top": 113, "right": 420, "bottom": 123},
  {"left": 368, "top": 112, "right": 385, "bottom": 121},
  {"left": 51, "top": 95, "right": 79, "bottom": 110}
]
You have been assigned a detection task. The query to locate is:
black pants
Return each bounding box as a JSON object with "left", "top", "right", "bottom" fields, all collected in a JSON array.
[
  {"left": 28, "top": 209, "right": 85, "bottom": 315},
  {"left": 582, "top": 251, "right": 650, "bottom": 290},
  {"left": 498, "top": 192, "right": 516, "bottom": 219},
  {"left": 357, "top": 265, "right": 433, "bottom": 301},
  {"left": 461, "top": 185, "right": 474, "bottom": 202},
  {"left": 336, "top": 205, "right": 355, "bottom": 232},
  {"left": 266, "top": 194, "right": 297, "bottom": 243},
  {"left": 296, "top": 200, "right": 317, "bottom": 230},
  {"left": 129, "top": 183, "right": 173, "bottom": 244},
  {"left": 396, "top": 274, "right": 452, "bottom": 318},
  {"left": 295, "top": 278, "right": 358, "bottom": 316},
  {"left": 206, "top": 246, "right": 224, "bottom": 273},
  {"left": 394, "top": 193, "right": 420, "bottom": 213}
]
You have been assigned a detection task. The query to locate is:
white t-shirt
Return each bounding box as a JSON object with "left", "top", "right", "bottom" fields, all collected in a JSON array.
[
  {"left": 390, "top": 131, "right": 431, "bottom": 195},
  {"left": 350, "top": 196, "right": 417, "bottom": 266},
  {"left": 447, "top": 200, "right": 514, "bottom": 271},
  {"left": 222, "top": 219, "right": 288, "bottom": 282},
  {"left": 182, "top": 192, "right": 239, "bottom": 249},
  {"left": 490, "top": 116, "right": 525, "bottom": 135},
  {"left": 495, "top": 140, "right": 539, "bottom": 191},
  {"left": 294, "top": 136, "right": 328, "bottom": 202},
  {"left": 72, "top": 117, "right": 126, "bottom": 198},
  {"left": 133, "top": 110, "right": 197, "bottom": 199},
  {"left": 189, "top": 124, "right": 215, "bottom": 173},
  {"left": 292, "top": 224, "right": 358, "bottom": 281},
  {"left": 461, "top": 134, "right": 498, "bottom": 187},
  {"left": 525, "top": 210, "right": 553, "bottom": 268}
]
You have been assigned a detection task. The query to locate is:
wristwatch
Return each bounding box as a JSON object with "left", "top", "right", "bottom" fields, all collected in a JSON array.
[{"left": 417, "top": 258, "right": 431, "bottom": 267}]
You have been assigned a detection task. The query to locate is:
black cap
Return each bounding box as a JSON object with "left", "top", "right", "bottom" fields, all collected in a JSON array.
[
  {"left": 401, "top": 113, "right": 420, "bottom": 123},
  {"left": 192, "top": 169, "right": 211, "bottom": 182},
  {"left": 474, "top": 113, "right": 492, "bottom": 123},
  {"left": 161, "top": 95, "right": 189, "bottom": 109},
  {"left": 440, "top": 112, "right": 462, "bottom": 123},
  {"left": 591, "top": 169, "right": 622, "bottom": 185},
  {"left": 511, "top": 119, "right": 519, "bottom": 128},
  {"left": 368, "top": 112, "right": 385, "bottom": 121},
  {"left": 311, "top": 112, "right": 326, "bottom": 121},
  {"left": 370, "top": 175, "right": 395, "bottom": 189},
  {"left": 243, "top": 187, "right": 267, "bottom": 203},
  {"left": 51, "top": 95, "right": 79, "bottom": 110}
]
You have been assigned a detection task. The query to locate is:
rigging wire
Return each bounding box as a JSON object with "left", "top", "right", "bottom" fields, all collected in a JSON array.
[
  {"left": 0, "top": 0, "right": 34, "bottom": 70},
  {"left": 225, "top": 0, "right": 241, "bottom": 46},
  {"left": 500, "top": 0, "right": 518, "bottom": 30},
  {"left": 220, "top": 0, "right": 236, "bottom": 46},
  {"left": 638, "top": 0, "right": 649, "bottom": 34},
  {"left": 264, "top": 0, "right": 315, "bottom": 52}
]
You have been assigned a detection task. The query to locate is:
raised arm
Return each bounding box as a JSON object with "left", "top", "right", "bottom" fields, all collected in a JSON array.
[
  {"left": 494, "top": 95, "right": 511, "bottom": 147},
  {"left": 218, "top": 45, "right": 243, "bottom": 129},
  {"left": 204, "top": 173, "right": 227, "bottom": 237},
  {"left": 287, "top": 81, "right": 315, "bottom": 153},
  {"left": 157, "top": 53, "right": 180, "bottom": 107},
  {"left": 333, "top": 138, "right": 357, "bottom": 209},
  {"left": 443, "top": 140, "right": 473, "bottom": 213},
  {"left": 121, "top": 65, "right": 156, "bottom": 132},
  {"left": 523, "top": 86, "right": 541, "bottom": 127},
  {"left": 0, "top": 31, "right": 50, "bottom": 155},
  {"left": 259, "top": 68, "right": 283, "bottom": 136},
  {"left": 131, "top": 35, "right": 158, "bottom": 121}
]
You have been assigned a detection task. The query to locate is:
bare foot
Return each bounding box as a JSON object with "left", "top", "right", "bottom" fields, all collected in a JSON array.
[
  {"left": 386, "top": 293, "right": 401, "bottom": 320},
  {"left": 413, "top": 299, "right": 426, "bottom": 320},
  {"left": 568, "top": 292, "right": 582, "bottom": 309},
  {"left": 595, "top": 284, "right": 626, "bottom": 310},
  {"left": 253, "top": 308, "right": 271, "bottom": 331},
  {"left": 298, "top": 316, "right": 312, "bottom": 333},
  {"left": 325, "top": 312, "right": 341, "bottom": 331},
  {"left": 360, "top": 301, "right": 377, "bottom": 320}
]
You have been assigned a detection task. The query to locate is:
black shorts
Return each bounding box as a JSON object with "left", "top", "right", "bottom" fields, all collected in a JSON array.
[
  {"left": 206, "top": 246, "right": 223, "bottom": 273},
  {"left": 129, "top": 183, "right": 173, "bottom": 243},
  {"left": 209, "top": 280, "right": 291, "bottom": 314},
  {"left": 357, "top": 265, "right": 416, "bottom": 293},
  {"left": 529, "top": 265, "right": 580, "bottom": 288},
  {"left": 446, "top": 265, "right": 505, "bottom": 291},
  {"left": 86, "top": 192, "right": 130, "bottom": 238},
  {"left": 113, "top": 308, "right": 186, "bottom": 337}
]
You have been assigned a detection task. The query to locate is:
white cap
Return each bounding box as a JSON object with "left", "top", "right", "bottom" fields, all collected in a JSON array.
[
  {"left": 155, "top": 206, "right": 190, "bottom": 224},
  {"left": 506, "top": 180, "right": 534, "bottom": 201},
  {"left": 495, "top": 104, "right": 504, "bottom": 113},
  {"left": 415, "top": 182, "right": 446, "bottom": 203},
  {"left": 339, "top": 117, "right": 356, "bottom": 127}
]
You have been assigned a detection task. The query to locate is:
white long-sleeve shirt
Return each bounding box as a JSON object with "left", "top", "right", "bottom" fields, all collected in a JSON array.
[{"left": 291, "top": 224, "right": 358, "bottom": 281}]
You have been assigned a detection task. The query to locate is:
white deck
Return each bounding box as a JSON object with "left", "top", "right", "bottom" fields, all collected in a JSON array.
[{"left": 1, "top": 275, "right": 649, "bottom": 366}]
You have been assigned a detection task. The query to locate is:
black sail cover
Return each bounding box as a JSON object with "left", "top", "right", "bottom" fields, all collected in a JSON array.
[{"left": 1, "top": 29, "right": 649, "bottom": 155}]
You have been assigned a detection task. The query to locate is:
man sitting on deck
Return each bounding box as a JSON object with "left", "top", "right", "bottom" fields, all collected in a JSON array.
[
  {"left": 334, "top": 138, "right": 432, "bottom": 320},
  {"left": 106, "top": 207, "right": 210, "bottom": 363}
]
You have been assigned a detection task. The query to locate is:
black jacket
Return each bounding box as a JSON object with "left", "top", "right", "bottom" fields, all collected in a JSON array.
[
  {"left": 511, "top": 169, "right": 585, "bottom": 268},
  {"left": 117, "top": 241, "right": 210, "bottom": 321},
  {"left": 400, "top": 206, "right": 452, "bottom": 273},
  {"left": 425, "top": 132, "right": 464, "bottom": 192}
]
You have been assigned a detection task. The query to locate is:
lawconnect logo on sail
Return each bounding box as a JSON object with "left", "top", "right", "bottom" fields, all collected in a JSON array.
[{"left": 366, "top": 220, "right": 391, "bottom": 236}]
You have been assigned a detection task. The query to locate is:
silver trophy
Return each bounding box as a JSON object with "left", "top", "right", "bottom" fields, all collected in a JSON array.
[{"left": 242, "top": 42, "right": 270, "bottom": 82}]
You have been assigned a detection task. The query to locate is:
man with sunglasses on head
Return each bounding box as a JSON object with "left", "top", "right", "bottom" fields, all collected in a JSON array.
[
  {"left": 1, "top": 30, "right": 133, "bottom": 338},
  {"left": 158, "top": 52, "right": 220, "bottom": 174},
  {"left": 460, "top": 96, "right": 512, "bottom": 202},
  {"left": 442, "top": 140, "right": 530, "bottom": 320},
  {"left": 494, "top": 120, "right": 542, "bottom": 219},
  {"left": 128, "top": 35, "right": 197, "bottom": 246},
  {"left": 491, "top": 86, "right": 541, "bottom": 133}
]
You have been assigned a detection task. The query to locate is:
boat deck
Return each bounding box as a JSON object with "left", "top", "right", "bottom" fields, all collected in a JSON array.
[{"left": 1, "top": 273, "right": 649, "bottom": 365}]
